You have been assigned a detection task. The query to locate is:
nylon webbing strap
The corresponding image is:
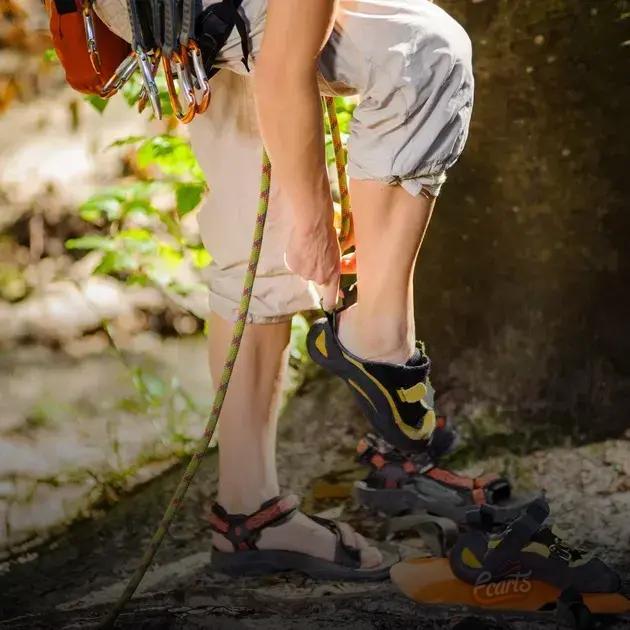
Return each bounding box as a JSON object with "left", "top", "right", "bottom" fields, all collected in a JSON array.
[
  {"left": 226, "top": 0, "right": 250, "bottom": 70},
  {"left": 162, "top": 0, "right": 178, "bottom": 55},
  {"left": 150, "top": 0, "right": 163, "bottom": 48},
  {"left": 179, "top": 0, "right": 198, "bottom": 46},
  {"left": 53, "top": 0, "right": 77, "bottom": 15},
  {"left": 195, "top": 0, "right": 246, "bottom": 76},
  {"left": 126, "top": 0, "right": 152, "bottom": 50}
]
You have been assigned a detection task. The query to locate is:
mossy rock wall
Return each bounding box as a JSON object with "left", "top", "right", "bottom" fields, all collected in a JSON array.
[{"left": 418, "top": 0, "right": 630, "bottom": 441}]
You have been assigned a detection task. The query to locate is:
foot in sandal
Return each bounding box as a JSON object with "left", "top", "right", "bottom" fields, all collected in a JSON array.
[{"left": 209, "top": 495, "right": 393, "bottom": 580}]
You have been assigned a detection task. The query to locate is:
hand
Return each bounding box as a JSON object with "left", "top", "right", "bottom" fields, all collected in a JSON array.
[{"left": 285, "top": 218, "right": 341, "bottom": 311}]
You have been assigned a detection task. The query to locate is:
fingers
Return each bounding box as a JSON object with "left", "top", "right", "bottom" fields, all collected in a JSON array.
[{"left": 315, "top": 271, "right": 340, "bottom": 312}]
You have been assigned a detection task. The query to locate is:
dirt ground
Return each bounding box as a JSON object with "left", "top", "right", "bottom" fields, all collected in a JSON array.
[{"left": 1, "top": 373, "right": 629, "bottom": 630}]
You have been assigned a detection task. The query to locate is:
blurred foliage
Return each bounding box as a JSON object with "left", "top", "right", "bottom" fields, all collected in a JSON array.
[
  {"left": 66, "top": 89, "right": 355, "bottom": 297},
  {"left": 65, "top": 134, "right": 208, "bottom": 295}
]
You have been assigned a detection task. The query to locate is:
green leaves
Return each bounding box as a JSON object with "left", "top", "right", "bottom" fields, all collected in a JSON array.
[
  {"left": 77, "top": 184, "right": 158, "bottom": 225},
  {"left": 85, "top": 94, "right": 110, "bottom": 114},
  {"left": 66, "top": 234, "right": 116, "bottom": 252},
  {"left": 42, "top": 48, "right": 58, "bottom": 63},
  {"left": 136, "top": 134, "right": 205, "bottom": 180},
  {"left": 175, "top": 182, "right": 206, "bottom": 216}
]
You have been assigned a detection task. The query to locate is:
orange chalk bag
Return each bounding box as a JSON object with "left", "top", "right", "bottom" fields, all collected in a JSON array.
[{"left": 44, "top": 0, "right": 133, "bottom": 96}]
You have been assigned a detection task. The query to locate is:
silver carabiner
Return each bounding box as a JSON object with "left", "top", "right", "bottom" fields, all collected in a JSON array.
[
  {"left": 188, "top": 41, "right": 210, "bottom": 114},
  {"left": 100, "top": 53, "right": 139, "bottom": 98},
  {"left": 82, "top": 0, "right": 101, "bottom": 74},
  {"left": 136, "top": 46, "right": 162, "bottom": 120}
]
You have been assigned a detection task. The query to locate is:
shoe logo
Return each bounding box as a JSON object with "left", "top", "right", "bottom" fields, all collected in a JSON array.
[{"left": 473, "top": 568, "right": 533, "bottom": 606}]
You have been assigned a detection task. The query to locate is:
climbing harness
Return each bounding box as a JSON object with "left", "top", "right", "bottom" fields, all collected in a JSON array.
[{"left": 99, "top": 98, "right": 352, "bottom": 628}]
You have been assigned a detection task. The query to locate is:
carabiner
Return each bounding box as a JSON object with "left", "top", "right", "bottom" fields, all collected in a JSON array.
[
  {"left": 82, "top": 0, "right": 101, "bottom": 75},
  {"left": 187, "top": 41, "right": 211, "bottom": 114},
  {"left": 136, "top": 46, "right": 162, "bottom": 120},
  {"left": 100, "top": 53, "right": 139, "bottom": 98},
  {"left": 137, "top": 51, "right": 162, "bottom": 114},
  {"left": 163, "top": 51, "right": 196, "bottom": 123}
]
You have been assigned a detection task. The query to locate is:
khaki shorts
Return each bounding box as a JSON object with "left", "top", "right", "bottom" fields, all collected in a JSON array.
[
  {"left": 189, "top": 72, "right": 321, "bottom": 324},
  {"left": 187, "top": 0, "right": 474, "bottom": 324}
]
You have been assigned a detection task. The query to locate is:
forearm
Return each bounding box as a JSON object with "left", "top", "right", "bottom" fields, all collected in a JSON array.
[
  {"left": 253, "top": 0, "right": 337, "bottom": 231},
  {"left": 254, "top": 65, "right": 332, "bottom": 229}
]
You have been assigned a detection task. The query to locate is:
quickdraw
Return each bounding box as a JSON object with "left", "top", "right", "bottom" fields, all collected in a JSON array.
[{"left": 65, "top": 0, "right": 245, "bottom": 121}]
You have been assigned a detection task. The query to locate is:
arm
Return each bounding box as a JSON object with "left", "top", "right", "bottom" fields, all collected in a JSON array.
[{"left": 253, "top": 0, "right": 341, "bottom": 308}]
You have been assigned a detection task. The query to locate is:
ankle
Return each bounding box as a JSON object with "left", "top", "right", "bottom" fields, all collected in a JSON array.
[
  {"left": 217, "top": 485, "right": 280, "bottom": 515},
  {"left": 338, "top": 306, "right": 415, "bottom": 364}
]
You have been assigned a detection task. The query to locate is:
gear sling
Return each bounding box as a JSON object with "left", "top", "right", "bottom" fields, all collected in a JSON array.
[{"left": 44, "top": 0, "right": 251, "bottom": 121}]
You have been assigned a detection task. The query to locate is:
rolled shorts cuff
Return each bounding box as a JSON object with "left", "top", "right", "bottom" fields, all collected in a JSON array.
[
  {"left": 206, "top": 272, "right": 321, "bottom": 325},
  {"left": 348, "top": 162, "right": 448, "bottom": 198}
]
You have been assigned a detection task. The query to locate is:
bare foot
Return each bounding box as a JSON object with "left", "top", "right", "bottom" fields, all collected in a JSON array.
[{"left": 212, "top": 511, "right": 383, "bottom": 569}]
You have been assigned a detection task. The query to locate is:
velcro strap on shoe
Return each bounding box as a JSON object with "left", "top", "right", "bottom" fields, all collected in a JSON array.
[{"left": 482, "top": 496, "right": 550, "bottom": 576}]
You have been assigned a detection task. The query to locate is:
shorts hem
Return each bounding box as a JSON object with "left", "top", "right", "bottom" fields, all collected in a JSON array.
[
  {"left": 348, "top": 162, "right": 448, "bottom": 198},
  {"left": 208, "top": 287, "right": 320, "bottom": 325}
]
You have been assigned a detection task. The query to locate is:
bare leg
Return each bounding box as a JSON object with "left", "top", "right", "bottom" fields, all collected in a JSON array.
[
  {"left": 208, "top": 311, "right": 381, "bottom": 566},
  {"left": 338, "top": 180, "right": 435, "bottom": 364},
  {"left": 209, "top": 312, "right": 289, "bottom": 513}
]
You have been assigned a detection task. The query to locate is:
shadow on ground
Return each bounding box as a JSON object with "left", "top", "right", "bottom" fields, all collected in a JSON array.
[{"left": 1, "top": 373, "right": 629, "bottom": 629}]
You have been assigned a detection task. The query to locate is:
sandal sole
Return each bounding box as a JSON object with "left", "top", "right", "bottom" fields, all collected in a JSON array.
[{"left": 211, "top": 548, "right": 393, "bottom": 581}]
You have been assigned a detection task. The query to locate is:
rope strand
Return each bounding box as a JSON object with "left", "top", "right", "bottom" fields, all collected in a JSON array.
[{"left": 323, "top": 96, "right": 352, "bottom": 247}]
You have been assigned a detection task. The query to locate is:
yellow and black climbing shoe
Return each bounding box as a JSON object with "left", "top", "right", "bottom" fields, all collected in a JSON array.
[
  {"left": 307, "top": 310, "right": 437, "bottom": 453},
  {"left": 450, "top": 497, "right": 621, "bottom": 593}
]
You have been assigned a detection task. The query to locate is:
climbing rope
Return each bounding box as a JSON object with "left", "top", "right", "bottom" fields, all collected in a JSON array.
[
  {"left": 324, "top": 95, "right": 352, "bottom": 246},
  {"left": 101, "top": 96, "right": 350, "bottom": 628}
]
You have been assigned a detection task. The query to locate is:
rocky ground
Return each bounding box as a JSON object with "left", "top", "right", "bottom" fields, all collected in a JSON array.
[{"left": 1, "top": 373, "right": 629, "bottom": 629}]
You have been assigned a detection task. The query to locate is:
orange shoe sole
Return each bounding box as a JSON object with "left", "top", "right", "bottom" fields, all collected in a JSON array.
[{"left": 391, "top": 557, "right": 630, "bottom": 614}]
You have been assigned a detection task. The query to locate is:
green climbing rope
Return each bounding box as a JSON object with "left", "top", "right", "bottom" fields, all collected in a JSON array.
[
  {"left": 101, "top": 96, "right": 350, "bottom": 629},
  {"left": 324, "top": 96, "right": 352, "bottom": 247}
]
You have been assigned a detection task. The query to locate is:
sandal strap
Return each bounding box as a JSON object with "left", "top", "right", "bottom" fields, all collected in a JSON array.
[
  {"left": 358, "top": 433, "right": 508, "bottom": 504},
  {"left": 425, "top": 468, "right": 510, "bottom": 505},
  {"left": 309, "top": 515, "right": 362, "bottom": 569},
  {"left": 357, "top": 433, "right": 434, "bottom": 487},
  {"left": 208, "top": 494, "right": 300, "bottom": 551}
]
